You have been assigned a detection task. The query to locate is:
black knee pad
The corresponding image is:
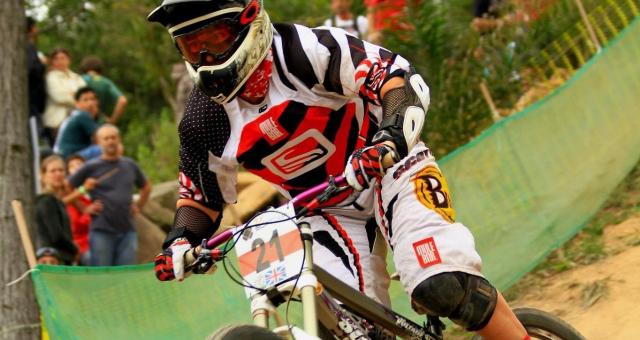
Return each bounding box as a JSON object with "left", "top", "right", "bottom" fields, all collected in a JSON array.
[{"left": 411, "top": 272, "right": 497, "bottom": 331}]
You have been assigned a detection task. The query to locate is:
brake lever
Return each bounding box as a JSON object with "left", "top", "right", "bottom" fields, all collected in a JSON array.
[
  {"left": 186, "top": 239, "right": 224, "bottom": 274},
  {"left": 295, "top": 176, "right": 345, "bottom": 218},
  {"left": 317, "top": 175, "right": 339, "bottom": 204}
]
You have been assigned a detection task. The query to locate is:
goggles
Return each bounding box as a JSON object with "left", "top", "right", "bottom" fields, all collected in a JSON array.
[{"left": 175, "top": 19, "right": 241, "bottom": 65}]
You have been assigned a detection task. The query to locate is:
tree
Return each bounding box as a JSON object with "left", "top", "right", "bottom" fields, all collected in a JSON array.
[{"left": 0, "top": 1, "right": 40, "bottom": 339}]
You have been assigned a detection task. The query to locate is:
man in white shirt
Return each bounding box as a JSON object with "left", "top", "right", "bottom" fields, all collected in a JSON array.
[{"left": 323, "top": 0, "right": 368, "bottom": 39}]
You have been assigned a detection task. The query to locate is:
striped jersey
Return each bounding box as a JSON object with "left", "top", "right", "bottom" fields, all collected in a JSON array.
[{"left": 178, "top": 23, "right": 412, "bottom": 211}]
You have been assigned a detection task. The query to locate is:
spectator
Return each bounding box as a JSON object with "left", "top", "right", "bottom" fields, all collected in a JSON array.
[
  {"left": 43, "top": 48, "right": 86, "bottom": 145},
  {"left": 65, "top": 155, "right": 103, "bottom": 265},
  {"left": 80, "top": 56, "right": 128, "bottom": 124},
  {"left": 54, "top": 87, "right": 102, "bottom": 159},
  {"left": 36, "top": 155, "right": 78, "bottom": 265},
  {"left": 471, "top": 0, "right": 507, "bottom": 33},
  {"left": 364, "top": 0, "right": 413, "bottom": 44},
  {"left": 68, "top": 124, "right": 152, "bottom": 266},
  {"left": 26, "top": 17, "right": 47, "bottom": 125},
  {"left": 323, "top": 0, "right": 368, "bottom": 39}
]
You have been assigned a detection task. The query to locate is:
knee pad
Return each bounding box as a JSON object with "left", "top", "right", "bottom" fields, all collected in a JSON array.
[{"left": 410, "top": 272, "right": 497, "bottom": 331}]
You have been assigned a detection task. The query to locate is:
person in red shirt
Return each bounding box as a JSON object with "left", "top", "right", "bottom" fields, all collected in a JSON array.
[
  {"left": 65, "top": 154, "right": 103, "bottom": 264},
  {"left": 365, "top": 0, "right": 415, "bottom": 44}
]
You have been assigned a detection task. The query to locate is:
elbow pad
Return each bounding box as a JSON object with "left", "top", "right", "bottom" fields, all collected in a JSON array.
[{"left": 372, "top": 72, "right": 430, "bottom": 157}]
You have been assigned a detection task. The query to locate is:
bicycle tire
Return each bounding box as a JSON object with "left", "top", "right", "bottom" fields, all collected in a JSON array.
[
  {"left": 471, "top": 307, "right": 585, "bottom": 340},
  {"left": 208, "top": 324, "right": 283, "bottom": 340}
]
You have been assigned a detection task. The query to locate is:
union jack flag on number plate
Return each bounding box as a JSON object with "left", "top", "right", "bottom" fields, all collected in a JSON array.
[{"left": 263, "top": 263, "right": 287, "bottom": 286}]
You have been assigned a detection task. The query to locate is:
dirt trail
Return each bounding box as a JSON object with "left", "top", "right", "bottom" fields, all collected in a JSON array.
[{"left": 513, "top": 216, "right": 640, "bottom": 339}]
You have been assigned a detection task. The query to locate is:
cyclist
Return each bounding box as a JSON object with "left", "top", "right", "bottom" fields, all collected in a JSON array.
[{"left": 148, "top": 0, "right": 528, "bottom": 338}]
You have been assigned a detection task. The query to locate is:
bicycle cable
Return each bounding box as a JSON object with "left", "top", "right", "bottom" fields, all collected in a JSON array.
[
  {"left": 216, "top": 208, "right": 308, "bottom": 340},
  {"left": 219, "top": 209, "right": 298, "bottom": 294}
]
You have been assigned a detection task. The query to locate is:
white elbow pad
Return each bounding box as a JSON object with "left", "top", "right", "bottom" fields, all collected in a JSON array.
[{"left": 373, "top": 72, "right": 430, "bottom": 157}]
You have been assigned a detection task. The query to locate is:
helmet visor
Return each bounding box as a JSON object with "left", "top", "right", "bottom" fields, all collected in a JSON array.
[{"left": 175, "top": 19, "right": 241, "bottom": 65}]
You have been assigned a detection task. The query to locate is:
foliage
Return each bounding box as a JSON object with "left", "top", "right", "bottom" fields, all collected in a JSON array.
[
  {"left": 124, "top": 109, "right": 180, "bottom": 184},
  {"left": 382, "top": 0, "right": 610, "bottom": 156},
  {"left": 28, "top": 0, "right": 181, "bottom": 180},
  {"left": 266, "top": 0, "right": 367, "bottom": 27}
]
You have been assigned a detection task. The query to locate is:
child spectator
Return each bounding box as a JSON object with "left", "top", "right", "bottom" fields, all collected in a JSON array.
[
  {"left": 323, "top": 0, "right": 368, "bottom": 39},
  {"left": 36, "top": 155, "right": 78, "bottom": 265},
  {"left": 43, "top": 48, "right": 86, "bottom": 145},
  {"left": 54, "top": 87, "right": 102, "bottom": 159},
  {"left": 65, "top": 155, "right": 103, "bottom": 265},
  {"left": 80, "top": 56, "right": 128, "bottom": 124}
]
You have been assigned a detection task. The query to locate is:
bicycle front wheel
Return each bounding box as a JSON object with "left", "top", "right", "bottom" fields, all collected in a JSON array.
[
  {"left": 472, "top": 307, "right": 585, "bottom": 340},
  {"left": 208, "top": 324, "right": 283, "bottom": 340}
]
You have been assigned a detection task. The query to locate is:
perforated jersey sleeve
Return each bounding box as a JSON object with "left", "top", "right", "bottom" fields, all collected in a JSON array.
[
  {"left": 275, "top": 23, "right": 411, "bottom": 104},
  {"left": 177, "top": 87, "right": 231, "bottom": 211}
]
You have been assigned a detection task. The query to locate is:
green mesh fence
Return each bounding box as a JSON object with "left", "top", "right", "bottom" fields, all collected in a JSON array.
[
  {"left": 439, "top": 14, "right": 640, "bottom": 290},
  {"left": 32, "top": 17, "right": 640, "bottom": 339}
]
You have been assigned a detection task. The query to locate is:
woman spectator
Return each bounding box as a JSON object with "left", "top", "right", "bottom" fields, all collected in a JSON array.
[
  {"left": 65, "top": 155, "right": 103, "bottom": 265},
  {"left": 36, "top": 155, "right": 78, "bottom": 265},
  {"left": 42, "top": 48, "right": 86, "bottom": 146}
]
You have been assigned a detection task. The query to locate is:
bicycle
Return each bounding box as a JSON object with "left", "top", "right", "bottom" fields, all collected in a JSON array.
[{"left": 187, "top": 175, "right": 585, "bottom": 340}]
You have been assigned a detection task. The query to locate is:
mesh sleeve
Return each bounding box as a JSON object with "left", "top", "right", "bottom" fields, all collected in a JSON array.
[
  {"left": 163, "top": 206, "right": 222, "bottom": 248},
  {"left": 381, "top": 86, "right": 408, "bottom": 118}
]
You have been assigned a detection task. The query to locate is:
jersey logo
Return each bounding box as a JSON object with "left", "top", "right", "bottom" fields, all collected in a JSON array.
[
  {"left": 262, "top": 129, "right": 335, "bottom": 180},
  {"left": 259, "top": 117, "right": 286, "bottom": 145},
  {"left": 412, "top": 165, "right": 456, "bottom": 223}
]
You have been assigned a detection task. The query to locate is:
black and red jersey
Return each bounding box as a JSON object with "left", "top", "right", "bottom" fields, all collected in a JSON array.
[{"left": 178, "top": 23, "right": 412, "bottom": 211}]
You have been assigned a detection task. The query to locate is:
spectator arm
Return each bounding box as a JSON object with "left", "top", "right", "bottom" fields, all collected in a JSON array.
[
  {"left": 136, "top": 181, "right": 152, "bottom": 209},
  {"left": 108, "top": 95, "right": 128, "bottom": 124}
]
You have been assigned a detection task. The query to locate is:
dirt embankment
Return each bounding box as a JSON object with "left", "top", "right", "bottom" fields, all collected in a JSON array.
[{"left": 513, "top": 216, "right": 640, "bottom": 339}]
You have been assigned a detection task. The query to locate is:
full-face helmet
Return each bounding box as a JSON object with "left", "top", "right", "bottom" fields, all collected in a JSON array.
[{"left": 148, "top": 0, "right": 273, "bottom": 104}]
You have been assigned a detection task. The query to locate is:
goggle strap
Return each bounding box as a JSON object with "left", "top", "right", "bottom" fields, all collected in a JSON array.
[{"left": 168, "top": 7, "right": 243, "bottom": 35}]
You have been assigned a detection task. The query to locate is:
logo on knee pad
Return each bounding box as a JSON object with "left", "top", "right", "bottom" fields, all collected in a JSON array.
[
  {"left": 412, "top": 165, "right": 456, "bottom": 223},
  {"left": 412, "top": 237, "right": 441, "bottom": 268}
]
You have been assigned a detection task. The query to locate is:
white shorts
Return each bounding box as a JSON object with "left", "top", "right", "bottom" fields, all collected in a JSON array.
[
  {"left": 375, "top": 142, "right": 483, "bottom": 295},
  {"left": 303, "top": 196, "right": 392, "bottom": 306},
  {"left": 307, "top": 142, "right": 482, "bottom": 305}
]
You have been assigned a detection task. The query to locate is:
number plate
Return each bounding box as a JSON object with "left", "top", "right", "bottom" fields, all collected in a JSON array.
[{"left": 234, "top": 205, "right": 303, "bottom": 298}]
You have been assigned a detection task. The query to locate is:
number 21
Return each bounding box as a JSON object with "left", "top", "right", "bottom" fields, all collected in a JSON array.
[{"left": 251, "top": 229, "right": 284, "bottom": 272}]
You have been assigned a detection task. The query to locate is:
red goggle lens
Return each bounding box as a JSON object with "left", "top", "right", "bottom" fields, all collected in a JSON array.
[{"left": 175, "top": 21, "right": 238, "bottom": 64}]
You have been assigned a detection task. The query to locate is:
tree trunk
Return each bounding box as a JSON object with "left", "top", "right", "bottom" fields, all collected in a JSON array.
[{"left": 0, "top": 1, "right": 40, "bottom": 339}]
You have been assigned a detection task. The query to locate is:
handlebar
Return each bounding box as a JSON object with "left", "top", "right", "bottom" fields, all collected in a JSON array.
[
  {"left": 289, "top": 175, "right": 346, "bottom": 207},
  {"left": 205, "top": 228, "right": 237, "bottom": 249},
  {"left": 205, "top": 175, "right": 348, "bottom": 250}
]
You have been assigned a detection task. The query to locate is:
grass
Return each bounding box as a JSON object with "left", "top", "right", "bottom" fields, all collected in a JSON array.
[{"left": 504, "top": 158, "right": 640, "bottom": 301}]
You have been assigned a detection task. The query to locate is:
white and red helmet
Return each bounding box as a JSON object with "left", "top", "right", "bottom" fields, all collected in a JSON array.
[{"left": 148, "top": 0, "right": 273, "bottom": 104}]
